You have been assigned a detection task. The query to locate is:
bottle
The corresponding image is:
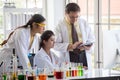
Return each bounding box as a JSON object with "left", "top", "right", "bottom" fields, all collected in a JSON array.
[
  {"left": 12, "top": 48, "right": 17, "bottom": 80},
  {"left": 28, "top": 48, "right": 35, "bottom": 67},
  {"left": 2, "top": 62, "right": 7, "bottom": 80}
]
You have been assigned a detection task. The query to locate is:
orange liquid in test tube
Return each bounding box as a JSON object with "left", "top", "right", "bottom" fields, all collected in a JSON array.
[
  {"left": 39, "top": 74, "right": 47, "bottom": 80},
  {"left": 75, "top": 69, "right": 78, "bottom": 76}
]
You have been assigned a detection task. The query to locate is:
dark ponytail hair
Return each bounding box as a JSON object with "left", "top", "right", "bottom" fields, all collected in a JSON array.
[
  {"left": 0, "top": 14, "right": 45, "bottom": 46},
  {"left": 22, "top": 14, "right": 46, "bottom": 28},
  {"left": 39, "top": 30, "right": 54, "bottom": 49}
]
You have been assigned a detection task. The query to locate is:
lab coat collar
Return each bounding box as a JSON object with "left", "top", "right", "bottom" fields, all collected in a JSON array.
[
  {"left": 39, "top": 48, "right": 54, "bottom": 63},
  {"left": 39, "top": 48, "right": 53, "bottom": 58},
  {"left": 28, "top": 27, "right": 39, "bottom": 52}
]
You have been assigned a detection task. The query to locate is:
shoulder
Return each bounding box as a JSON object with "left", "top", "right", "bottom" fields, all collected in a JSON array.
[
  {"left": 14, "top": 28, "right": 30, "bottom": 36},
  {"left": 35, "top": 33, "right": 41, "bottom": 39},
  {"left": 35, "top": 48, "right": 46, "bottom": 58},
  {"left": 57, "top": 18, "right": 66, "bottom": 27},
  {"left": 55, "top": 18, "right": 66, "bottom": 31},
  {"left": 78, "top": 17, "right": 87, "bottom": 24},
  {"left": 78, "top": 17, "right": 90, "bottom": 28},
  {"left": 15, "top": 27, "right": 29, "bottom": 33}
]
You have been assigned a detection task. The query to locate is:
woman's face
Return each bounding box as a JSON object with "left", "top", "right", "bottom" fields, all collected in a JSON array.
[
  {"left": 33, "top": 21, "right": 46, "bottom": 34},
  {"left": 44, "top": 35, "right": 55, "bottom": 49}
]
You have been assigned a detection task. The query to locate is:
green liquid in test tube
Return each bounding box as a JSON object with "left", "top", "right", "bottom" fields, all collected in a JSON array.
[
  {"left": 78, "top": 63, "right": 83, "bottom": 76},
  {"left": 2, "top": 74, "right": 7, "bottom": 80},
  {"left": 18, "top": 75, "right": 26, "bottom": 80}
]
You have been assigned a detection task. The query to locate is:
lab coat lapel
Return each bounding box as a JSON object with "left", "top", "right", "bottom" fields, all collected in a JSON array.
[
  {"left": 50, "top": 49, "right": 56, "bottom": 65},
  {"left": 29, "top": 35, "right": 37, "bottom": 52},
  {"left": 62, "top": 21, "right": 69, "bottom": 42},
  {"left": 27, "top": 29, "right": 31, "bottom": 50},
  {"left": 79, "top": 19, "right": 87, "bottom": 43},
  {"left": 40, "top": 48, "right": 53, "bottom": 63},
  {"left": 28, "top": 29, "right": 39, "bottom": 53}
]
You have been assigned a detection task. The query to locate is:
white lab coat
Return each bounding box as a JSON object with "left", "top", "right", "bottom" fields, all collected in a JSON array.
[
  {"left": 34, "top": 48, "right": 59, "bottom": 73},
  {"left": 0, "top": 27, "right": 40, "bottom": 70},
  {"left": 54, "top": 17, "right": 95, "bottom": 70}
]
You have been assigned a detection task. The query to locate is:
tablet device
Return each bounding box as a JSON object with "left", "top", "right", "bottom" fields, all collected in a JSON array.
[
  {"left": 77, "top": 42, "right": 93, "bottom": 48},
  {"left": 84, "top": 42, "right": 93, "bottom": 46}
]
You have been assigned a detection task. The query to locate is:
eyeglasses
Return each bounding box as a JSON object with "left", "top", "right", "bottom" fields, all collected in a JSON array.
[
  {"left": 69, "top": 16, "right": 79, "bottom": 19},
  {"left": 36, "top": 23, "right": 46, "bottom": 27},
  {"left": 67, "top": 14, "right": 79, "bottom": 19}
]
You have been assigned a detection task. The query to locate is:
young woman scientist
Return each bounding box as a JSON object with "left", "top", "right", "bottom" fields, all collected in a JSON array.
[
  {"left": 34, "top": 30, "right": 59, "bottom": 73},
  {"left": 0, "top": 14, "right": 46, "bottom": 70}
]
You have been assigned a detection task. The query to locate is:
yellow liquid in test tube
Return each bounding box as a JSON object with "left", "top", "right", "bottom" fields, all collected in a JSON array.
[{"left": 12, "top": 72, "right": 17, "bottom": 80}]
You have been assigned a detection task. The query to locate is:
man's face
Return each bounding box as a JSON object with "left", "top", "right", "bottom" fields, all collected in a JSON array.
[{"left": 66, "top": 11, "right": 80, "bottom": 24}]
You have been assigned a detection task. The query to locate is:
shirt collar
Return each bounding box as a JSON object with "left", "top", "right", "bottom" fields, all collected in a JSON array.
[{"left": 64, "top": 16, "right": 79, "bottom": 26}]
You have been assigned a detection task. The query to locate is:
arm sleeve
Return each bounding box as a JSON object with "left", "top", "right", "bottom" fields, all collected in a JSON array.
[
  {"left": 54, "top": 23, "right": 69, "bottom": 52},
  {"left": 85, "top": 21, "right": 95, "bottom": 53}
]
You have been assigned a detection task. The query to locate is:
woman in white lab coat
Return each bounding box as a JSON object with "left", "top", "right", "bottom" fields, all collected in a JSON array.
[
  {"left": 0, "top": 14, "right": 46, "bottom": 70},
  {"left": 34, "top": 30, "right": 59, "bottom": 73},
  {"left": 54, "top": 3, "right": 95, "bottom": 70}
]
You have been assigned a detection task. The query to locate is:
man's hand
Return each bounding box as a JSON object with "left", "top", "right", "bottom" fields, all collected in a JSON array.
[
  {"left": 83, "top": 45, "right": 92, "bottom": 50},
  {"left": 72, "top": 42, "right": 82, "bottom": 49},
  {"left": 67, "top": 42, "right": 82, "bottom": 51}
]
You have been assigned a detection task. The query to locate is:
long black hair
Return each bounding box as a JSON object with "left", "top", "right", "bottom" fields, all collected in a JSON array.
[{"left": 39, "top": 30, "right": 55, "bottom": 49}]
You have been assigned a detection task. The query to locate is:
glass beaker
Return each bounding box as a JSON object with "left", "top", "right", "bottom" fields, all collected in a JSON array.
[
  {"left": 18, "top": 70, "right": 26, "bottom": 80},
  {"left": 54, "top": 67, "right": 64, "bottom": 79},
  {"left": 26, "top": 69, "right": 36, "bottom": 80},
  {"left": 38, "top": 68, "right": 47, "bottom": 80}
]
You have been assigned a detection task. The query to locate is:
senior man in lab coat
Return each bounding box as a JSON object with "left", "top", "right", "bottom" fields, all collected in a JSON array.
[{"left": 54, "top": 3, "right": 95, "bottom": 70}]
